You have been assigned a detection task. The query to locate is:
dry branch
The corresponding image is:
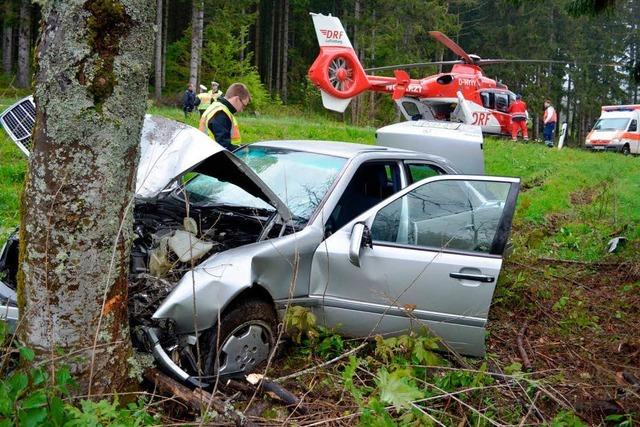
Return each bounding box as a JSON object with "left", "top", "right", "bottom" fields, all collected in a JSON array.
[
  {"left": 143, "top": 369, "right": 250, "bottom": 426},
  {"left": 517, "top": 323, "right": 533, "bottom": 372}
]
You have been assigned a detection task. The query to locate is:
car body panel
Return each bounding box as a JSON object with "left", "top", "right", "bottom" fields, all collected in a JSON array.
[{"left": 309, "top": 175, "right": 519, "bottom": 356}]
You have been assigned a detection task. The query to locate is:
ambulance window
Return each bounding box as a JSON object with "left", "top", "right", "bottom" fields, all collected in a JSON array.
[
  {"left": 495, "top": 93, "right": 509, "bottom": 112},
  {"left": 629, "top": 120, "right": 637, "bottom": 132}
]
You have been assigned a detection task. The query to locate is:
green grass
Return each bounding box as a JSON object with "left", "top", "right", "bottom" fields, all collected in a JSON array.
[{"left": 2, "top": 99, "right": 639, "bottom": 263}]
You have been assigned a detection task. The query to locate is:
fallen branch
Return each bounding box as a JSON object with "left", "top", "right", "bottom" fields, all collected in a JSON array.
[
  {"left": 516, "top": 323, "right": 533, "bottom": 372},
  {"left": 245, "top": 374, "right": 308, "bottom": 415},
  {"left": 143, "top": 369, "right": 250, "bottom": 426}
]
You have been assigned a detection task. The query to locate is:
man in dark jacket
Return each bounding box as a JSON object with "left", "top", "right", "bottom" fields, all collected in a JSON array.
[
  {"left": 182, "top": 83, "right": 197, "bottom": 118},
  {"left": 199, "top": 83, "right": 251, "bottom": 150}
]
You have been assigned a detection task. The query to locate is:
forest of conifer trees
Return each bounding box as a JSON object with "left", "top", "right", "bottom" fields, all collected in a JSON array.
[{"left": 2, "top": 0, "right": 639, "bottom": 143}]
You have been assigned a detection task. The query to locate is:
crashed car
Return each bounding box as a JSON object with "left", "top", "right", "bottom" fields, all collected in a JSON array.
[{"left": 1, "top": 109, "right": 519, "bottom": 387}]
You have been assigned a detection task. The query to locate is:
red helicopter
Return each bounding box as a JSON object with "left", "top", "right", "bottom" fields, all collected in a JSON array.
[{"left": 308, "top": 13, "right": 537, "bottom": 136}]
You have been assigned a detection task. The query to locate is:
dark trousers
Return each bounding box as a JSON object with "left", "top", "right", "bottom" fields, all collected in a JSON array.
[{"left": 543, "top": 122, "right": 556, "bottom": 143}]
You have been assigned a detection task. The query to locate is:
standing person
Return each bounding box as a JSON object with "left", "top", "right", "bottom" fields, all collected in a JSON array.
[
  {"left": 543, "top": 99, "right": 557, "bottom": 147},
  {"left": 508, "top": 94, "right": 529, "bottom": 141},
  {"left": 182, "top": 83, "right": 197, "bottom": 118},
  {"left": 210, "top": 81, "right": 223, "bottom": 101},
  {"left": 199, "top": 82, "right": 251, "bottom": 150},
  {"left": 197, "top": 81, "right": 223, "bottom": 116}
]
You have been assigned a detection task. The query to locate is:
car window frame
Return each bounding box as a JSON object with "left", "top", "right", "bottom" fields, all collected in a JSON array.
[
  {"left": 360, "top": 175, "right": 520, "bottom": 259},
  {"left": 324, "top": 159, "right": 405, "bottom": 234}
]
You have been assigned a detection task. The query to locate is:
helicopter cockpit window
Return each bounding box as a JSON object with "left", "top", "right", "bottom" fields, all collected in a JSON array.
[
  {"left": 480, "top": 92, "right": 494, "bottom": 109},
  {"left": 402, "top": 102, "right": 421, "bottom": 119},
  {"left": 495, "top": 93, "right": 509, "bottom": 112}
]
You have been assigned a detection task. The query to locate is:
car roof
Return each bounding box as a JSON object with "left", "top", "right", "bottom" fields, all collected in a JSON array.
[{"left": 251, "top": 139, "right": 413, "bottom": 159}]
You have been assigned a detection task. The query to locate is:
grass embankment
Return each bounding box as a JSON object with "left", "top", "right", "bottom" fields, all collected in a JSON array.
[{"left": 1, "top": 98, "right": 639, "bottom": 424}]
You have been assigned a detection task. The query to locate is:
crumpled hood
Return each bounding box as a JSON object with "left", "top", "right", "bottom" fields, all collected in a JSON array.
[{"left": 136, "top": 115, "right": 292, "bottom": 221}]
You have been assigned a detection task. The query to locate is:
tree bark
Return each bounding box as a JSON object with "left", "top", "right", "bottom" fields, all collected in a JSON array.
[
  {"left": 16, "top": 0, "right": 30, "bottom": 87},
  {"left": 161, "top": 0, "right": 168, "bottom": 88},
  {"left": 275, "top": 2, "right": 282, "bottom": 96},
  {"left": 267, "top": 1, "right": 275, "bottom": 92},
  {"left": 281, "top": 0, "right": 289, "bottom": 102},
  {"left": 254, "top": 2, "right": 261, "bottom": 70},
  {"left": 189, "top": 0, "right": 204, "bottom": 87},
  {"left": 154, "top": 0, "right": 163, "bottom": 100},
  {"left": 20, "top": 0, "right": 155, "bottom": 396},
  {"left": 351, "top": 0, "right": 362, "bottom": 125},
  {"left": 2, "top": 23, "right": 12, "bottom": 75}
]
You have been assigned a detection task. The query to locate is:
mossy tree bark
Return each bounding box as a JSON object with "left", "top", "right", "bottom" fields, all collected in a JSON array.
[{"left": 18, "top": 0, "right": 155, "bottom": 395}]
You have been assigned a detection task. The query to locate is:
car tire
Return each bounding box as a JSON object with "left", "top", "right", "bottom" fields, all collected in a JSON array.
[
  {"left": 202, "top": 300, "right": 277, "bottom": 379},
  {"left": 622, "top": 144, "right": 630, "bottom": 156}
]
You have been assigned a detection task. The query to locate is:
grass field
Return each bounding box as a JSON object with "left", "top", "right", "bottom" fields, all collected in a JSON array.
[{"left": 1, "top": 98, "right": 639, "bottom": 424}]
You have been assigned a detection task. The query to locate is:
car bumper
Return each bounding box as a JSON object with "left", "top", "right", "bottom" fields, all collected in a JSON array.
[
  {"left": 0, "top": 279, "right": 18, "bottom": 332},
  {"left": 585, "top": 143, "right": 624, "bottom": 152}
]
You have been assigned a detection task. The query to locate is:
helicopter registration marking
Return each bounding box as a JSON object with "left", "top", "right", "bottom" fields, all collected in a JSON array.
[
  {"left": 472, "top": 112, "right": 491, "bottom": 126},
  {"left": 458, "top": 78, "right": 476, "bottom": 87}
]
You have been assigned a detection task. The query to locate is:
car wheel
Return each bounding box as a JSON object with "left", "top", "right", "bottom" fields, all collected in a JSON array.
[
  {"left": 202, "top": 300, "right": 277, "bottom": 378},
  {"left": 622, "top": 144, "right": 630, "bottom": 155}
]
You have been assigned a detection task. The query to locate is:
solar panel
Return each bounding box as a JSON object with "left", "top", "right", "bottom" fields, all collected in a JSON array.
[{"left": 0, "top": 96, "right": 36, "bottom": 156}]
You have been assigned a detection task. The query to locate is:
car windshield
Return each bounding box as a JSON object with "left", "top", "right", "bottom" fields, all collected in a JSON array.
[
  {"left": 183, "top": 145, "right": 347, "bottom": 221},
  {"left": 593, "top": 118, "right": 630, "bottom": 131}
]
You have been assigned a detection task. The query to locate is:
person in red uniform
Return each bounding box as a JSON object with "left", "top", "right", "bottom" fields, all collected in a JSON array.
[{"left": 508, "top": 94, "right": 529, "bottom": 141}]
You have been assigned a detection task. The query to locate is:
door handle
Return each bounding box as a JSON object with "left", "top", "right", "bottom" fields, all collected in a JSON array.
[{"left": 449, "top": 272, "right": 495, "bottom": 283}]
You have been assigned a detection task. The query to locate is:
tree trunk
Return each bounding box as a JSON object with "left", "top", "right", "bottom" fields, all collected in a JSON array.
[
  {"left": 189, "top": 0, "right": 204, "bottom": 87},
  {"left": 161, "top": 0, "right": 168, "bottom": 88},
  {"left": 154, "top": 0, "right": 163, "bottom": 100},
  {"left": 254, "top": 2, "right": 261, "bottom": 69},
  {"left": 2, "top": 23, "right": 12, "bottom": 74},
  {"left": 267, "top": 1, "right": 275, "bottom": 92},
  {"left": 350, "top": 0, "right": 360, "bottom": 124},
  {"left": 281, "top": 0, "right": 289, "bottom": 102},
  {"left": 275, "top": 2, "right": 282, "bottom": 96},
  {"left": 20, "top": 0, "right": 155, "bottom": 396},
  {"left": 16, "top": 0, "right": 30, "bottom": 87}
]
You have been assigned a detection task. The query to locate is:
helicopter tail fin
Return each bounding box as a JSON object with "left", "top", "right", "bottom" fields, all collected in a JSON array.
[{"left": 308, "top": 13, "right": 370, "bottom": 112}]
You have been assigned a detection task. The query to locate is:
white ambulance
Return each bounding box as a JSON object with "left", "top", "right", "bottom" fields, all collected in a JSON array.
[{"left": 585, "top": 105, "right": 640, "bottom": 155}]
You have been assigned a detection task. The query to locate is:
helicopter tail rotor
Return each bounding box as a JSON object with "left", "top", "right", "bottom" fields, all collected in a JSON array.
[{"left": 308, "top": 13, "right": 370, "bottom": 112}]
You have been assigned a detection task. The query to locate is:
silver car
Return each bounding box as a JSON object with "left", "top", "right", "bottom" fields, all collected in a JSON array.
[{"left": 1, "top": 111, "right": 519, "bottom": 387}]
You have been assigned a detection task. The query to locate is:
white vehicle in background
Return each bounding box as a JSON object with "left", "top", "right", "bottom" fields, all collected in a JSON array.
[{"left": 584, "top": 105, "right": 640, "bottom": 155}]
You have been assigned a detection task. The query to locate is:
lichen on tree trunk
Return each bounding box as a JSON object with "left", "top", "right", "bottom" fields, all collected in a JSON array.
[{"left": 18, "top": 0, "right": 155, "bottom": 396}]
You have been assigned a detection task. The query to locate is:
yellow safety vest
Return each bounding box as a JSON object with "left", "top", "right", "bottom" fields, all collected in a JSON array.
[
  {"left": 199, "top": 102, "right": 241, "bottom": 145},
  {"left": 197, "top": 90, "right": 223, "bottom": 111}
]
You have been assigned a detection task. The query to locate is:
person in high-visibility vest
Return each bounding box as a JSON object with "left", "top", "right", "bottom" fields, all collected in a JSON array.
[
  {"left": 543, "top": 99, "right": 557, "bottom": 147},
  {"left": 507, "top": 94, "right": 529, "bottom": 141},
  {"left": 199, "top": 82, "right": 251, "bottom": 150},
  {"left": 197, "top": 81, "right": 224, "bottom": 116}
]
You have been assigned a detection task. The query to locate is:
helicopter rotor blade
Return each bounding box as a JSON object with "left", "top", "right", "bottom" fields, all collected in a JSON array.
[
  {"left": 364, "top": 60, "right": 464, "bottom": 72},
  {"left": 477, "top": 58, "right": 622, "bottom": 67},
  {"left": 428, "top": 31, "right": 473, "bottom": 63}
]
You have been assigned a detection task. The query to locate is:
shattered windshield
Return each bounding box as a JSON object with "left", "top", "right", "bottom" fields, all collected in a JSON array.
[
  {"left": 184, "top": 145, "right": 346, "bottom": 221},
  {"left": 593, "top": 118, "right": 630, "bottom": 131}
]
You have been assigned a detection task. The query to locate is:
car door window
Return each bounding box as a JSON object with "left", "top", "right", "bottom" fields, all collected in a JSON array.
[
  {"left": 405, "top": 163, "right": 445, "bottom": 184},
  {"left": 371, "top": 179, "right": 515, "bottom": 254},
  {"left": 327, "top": 161, "right": 401, "bottom": 234},
  {"left": 629, "top": 119, "right": 637, "bottom": 132}
]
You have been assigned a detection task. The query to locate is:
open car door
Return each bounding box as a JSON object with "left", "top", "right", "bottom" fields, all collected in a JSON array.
[{"left": 310, "top": 175, "right": 519, "bottom": 357}]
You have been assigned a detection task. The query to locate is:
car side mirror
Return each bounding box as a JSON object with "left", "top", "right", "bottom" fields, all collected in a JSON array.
[{"left": 349, "top": 223, "right": 372, "bottom": 267}]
